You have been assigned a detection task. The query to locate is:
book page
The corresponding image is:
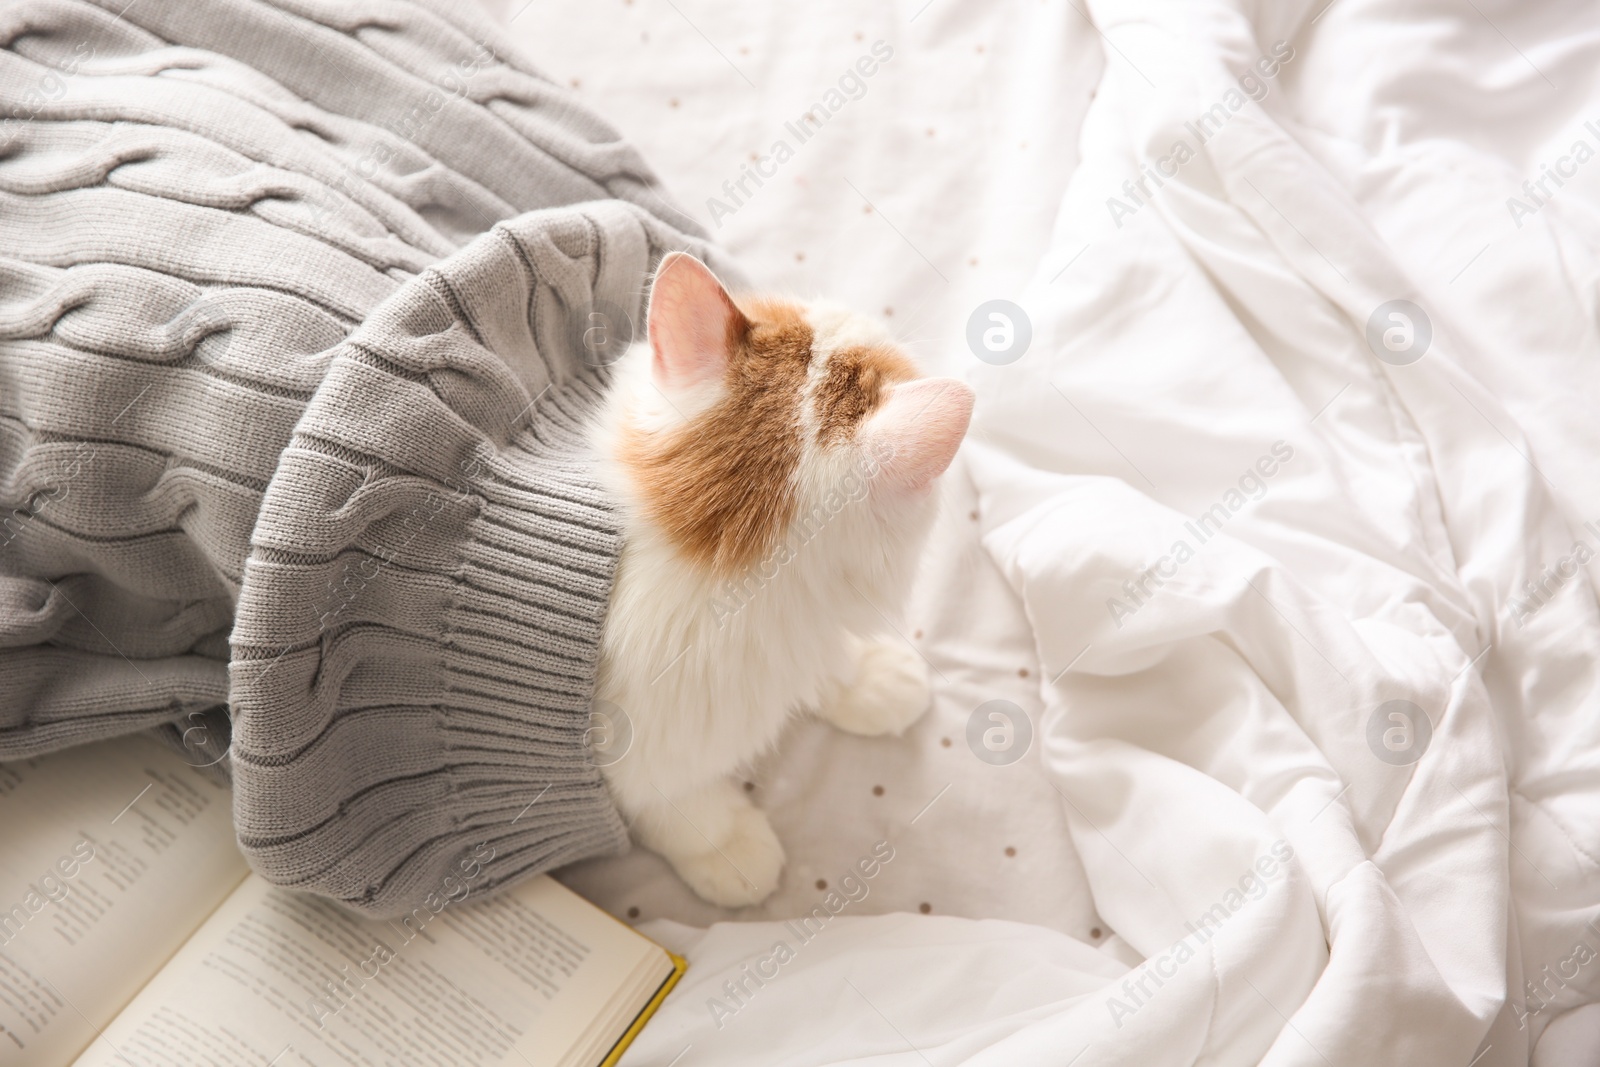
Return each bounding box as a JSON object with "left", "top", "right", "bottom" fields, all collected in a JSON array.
[
  {"left": 0, "top": 736, "right": 249, "bottom": 1065},
  {"left": 73, "top": 871, "right": 666, "bottom": 1067}
]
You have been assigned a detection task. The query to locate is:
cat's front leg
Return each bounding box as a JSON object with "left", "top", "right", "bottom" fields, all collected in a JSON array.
[
  {"left": 815, "top": 633, "right": 932, "bottom": 737},
  {"left": 627, "top": 777, "right": 785, "bottom": 908}
]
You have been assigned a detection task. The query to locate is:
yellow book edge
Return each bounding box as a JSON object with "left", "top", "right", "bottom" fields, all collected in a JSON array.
[{"left": 596, "top": 950, "right": 688, "bottom": 1067}]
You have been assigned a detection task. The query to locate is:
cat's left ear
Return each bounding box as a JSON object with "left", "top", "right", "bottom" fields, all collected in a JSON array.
[
  {"left": 861, "top": 378, "right": 974, "bottom": 494},
  {"left": 647, "top": 252, "right": 748, "bottom": 392}
]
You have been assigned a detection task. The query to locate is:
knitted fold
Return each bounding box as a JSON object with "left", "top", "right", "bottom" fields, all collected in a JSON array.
[{"left": 229, "top": 203, "right": 690, "bottom": 915}]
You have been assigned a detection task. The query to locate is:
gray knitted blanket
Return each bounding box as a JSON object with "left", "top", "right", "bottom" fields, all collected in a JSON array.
[{"left": 0, "top": 0, "right": 735, "bottom": 915}]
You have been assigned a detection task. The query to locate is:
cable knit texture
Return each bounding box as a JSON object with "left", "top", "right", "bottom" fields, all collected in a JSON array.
[{"left": 0, "top": 0, "right": 740, "bottom": 915}]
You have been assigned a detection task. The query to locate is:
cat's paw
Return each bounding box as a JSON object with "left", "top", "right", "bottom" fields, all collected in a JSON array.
[
  {"left": 669, "top": 805, "right": 785, "bottom": 908},
  {"left": 818, "top": 635, "right": 931, "bottom": 737}
]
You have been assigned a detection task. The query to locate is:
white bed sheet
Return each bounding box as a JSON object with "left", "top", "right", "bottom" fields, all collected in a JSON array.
[{"left": 491, "top": 2, "right": 1600, "bottom": 1064}]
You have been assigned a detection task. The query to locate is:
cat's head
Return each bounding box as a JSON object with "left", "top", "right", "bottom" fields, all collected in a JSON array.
[{"left": 598, "top": 252, "right": 972, "bottom": 586}]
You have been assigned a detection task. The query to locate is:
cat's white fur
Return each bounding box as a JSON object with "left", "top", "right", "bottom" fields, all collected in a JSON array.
[{"left": 587, "top": 261, "right": 970, "bottom": 907}]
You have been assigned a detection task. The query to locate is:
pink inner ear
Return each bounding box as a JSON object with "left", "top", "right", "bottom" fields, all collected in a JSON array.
[
  {"left": 647, "top": 252, "right": 746, "bottom": 391},
  {"left": 863, "top": 377, "right": 975, "bottom": 493}
]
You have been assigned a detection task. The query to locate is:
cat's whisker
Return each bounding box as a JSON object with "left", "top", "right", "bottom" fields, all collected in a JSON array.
[
  {"left": 842, "top": 576, "right": 951, "bottom": 687},
  {"left": 886, "top": 286, "right": 948, "bottom": 338}
]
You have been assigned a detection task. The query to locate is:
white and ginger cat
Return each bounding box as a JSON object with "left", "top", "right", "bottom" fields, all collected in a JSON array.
[{"left": 590, "top": 253, "right": 973, "bottom": 907}]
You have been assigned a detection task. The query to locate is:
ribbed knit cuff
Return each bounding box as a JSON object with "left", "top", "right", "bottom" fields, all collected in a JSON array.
[
  {"left": 229, "top": 392, "right": 631, "bottom": 915},
  {"left": 434, "top": 400, "right": 632, "bottom": 893}
]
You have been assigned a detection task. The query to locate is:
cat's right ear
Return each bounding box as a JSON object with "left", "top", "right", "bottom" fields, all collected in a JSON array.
[
  {"left": 861, "top": 377, "right": 974, "bottom": 494},
  {"left": 647, "top": 252, "right": 747, "bottom": 392}
]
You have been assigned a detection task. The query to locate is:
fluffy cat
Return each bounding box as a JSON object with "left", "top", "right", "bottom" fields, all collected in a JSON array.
[{"left": 589, "top": 253, "right": 973, "bottom": 907}]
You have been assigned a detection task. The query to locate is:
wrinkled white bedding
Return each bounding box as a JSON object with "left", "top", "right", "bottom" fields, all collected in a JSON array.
[{"left": 499, "top": 1, "right": 1600, "bottom": 1063}]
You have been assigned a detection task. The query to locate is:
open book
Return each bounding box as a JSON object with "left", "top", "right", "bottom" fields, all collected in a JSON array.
[{"left": 0, "top": 737, "right": 683, "bottom": 1067}]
